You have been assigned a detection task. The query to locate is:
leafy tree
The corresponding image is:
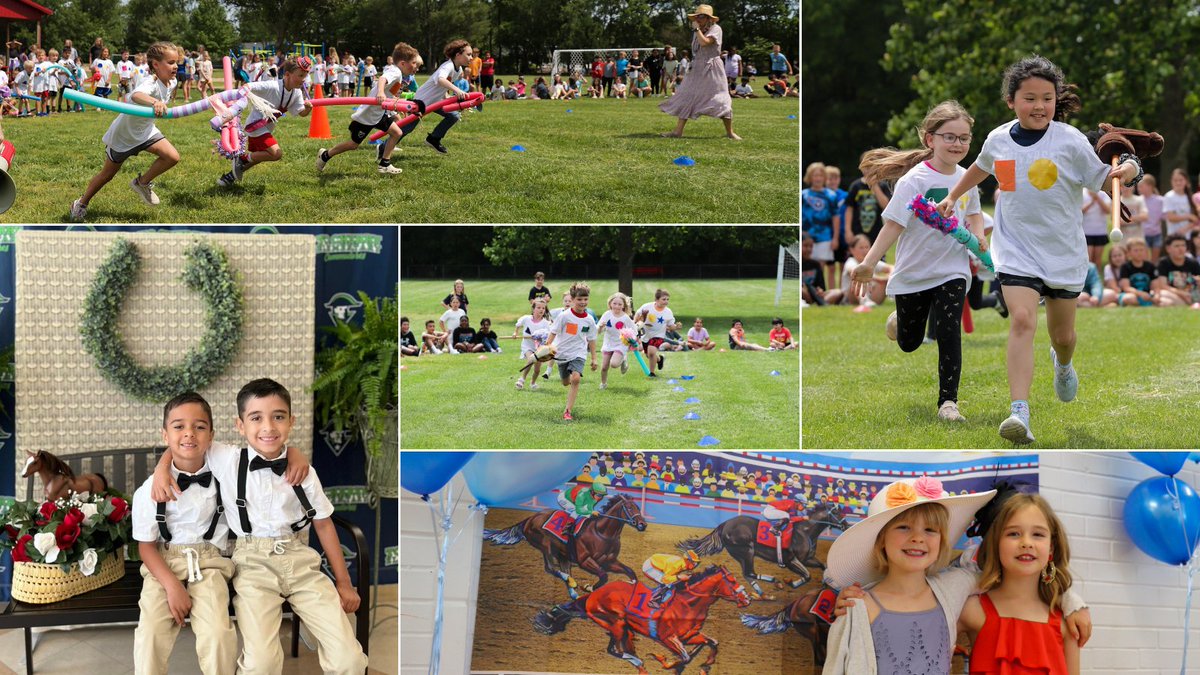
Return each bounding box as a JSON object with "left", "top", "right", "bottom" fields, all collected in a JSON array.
[
  {"left": 227, "top": 0, "right": 336, "bottom": 52},
  {"left": 125, "top": 0, "right": 186, "bottom": 51},
  {"left": 185, "top": 0, "right": 240, "bottom": 54}
]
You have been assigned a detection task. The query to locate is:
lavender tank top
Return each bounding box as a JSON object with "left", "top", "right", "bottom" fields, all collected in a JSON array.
[{"left": 867, "top": 589, "right": 951, "bottom": 675}]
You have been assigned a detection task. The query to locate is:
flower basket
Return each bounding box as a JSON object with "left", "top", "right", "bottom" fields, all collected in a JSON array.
[{"left": 12, "top": 549, "right": 125, "bottom": 604}]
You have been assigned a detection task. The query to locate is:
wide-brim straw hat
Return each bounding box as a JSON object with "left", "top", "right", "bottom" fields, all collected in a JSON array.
[
  {"left": 688, "top": 4, "right": 719, "bottom": 21},
  {"left": 823, "top": 477, "right": 996, "bottom": 590}
]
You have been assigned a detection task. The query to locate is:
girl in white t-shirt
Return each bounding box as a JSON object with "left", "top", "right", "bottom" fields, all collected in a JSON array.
[
  {"left": 852, "top": 100, "right": 984, "bottom": 424},
  {"left": 70, "top": 42, "right": 182, "bottom": 222},
  {"left": 936, "top": 56, "right": 1140, "bottom": 445},
  {"left": 513, "top": 298, "right": 551, "bottom": 389},
  {"left": 438, "top": 295, "right": 467, "bottom": 353},
  {"left": 1138, "top": 174, "right": 1164, "bottom": 259},
  {"left": 1162, "top": 168, "right": 1198, "bottom": 241},
  {"left": 1080, "top": 188, "right": 1111, "bottom": 273},
  {"left": 402, "top": 40, "right": 473, "bottom": 154},
  {"left": 596, "top": 292, "right": 634, "bottom": 389}
]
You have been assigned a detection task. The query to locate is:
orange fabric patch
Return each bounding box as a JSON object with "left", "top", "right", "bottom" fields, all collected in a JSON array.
[
  {"left": 995, "top": 159, "right": 1016, "bottom": 191},
  {"left": 565, "top": 322, "right": 579, "bottom": 335}
]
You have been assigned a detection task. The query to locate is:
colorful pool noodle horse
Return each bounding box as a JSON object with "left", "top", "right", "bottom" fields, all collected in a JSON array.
[
  {"left": 907, "top": 194, "right": 995, "bottom": 275},
  {"left": 618, "top": 327, "right": 652, "bottom": 377},
  {"left": 367, "top": 91, "right": 485, "bottom": 143}
]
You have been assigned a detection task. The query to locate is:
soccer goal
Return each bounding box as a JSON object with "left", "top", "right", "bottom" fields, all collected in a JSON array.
[
  {"left": 550, "top": 48, "right": 662, "bottom": 80},
  {"left": 775, "top": 242, "right": 800, "bottom": 306}
]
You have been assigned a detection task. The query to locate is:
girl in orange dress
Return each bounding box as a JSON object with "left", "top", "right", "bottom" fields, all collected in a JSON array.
[{"left": 960, "top": 491, "right": 1079, "bottom": 674}]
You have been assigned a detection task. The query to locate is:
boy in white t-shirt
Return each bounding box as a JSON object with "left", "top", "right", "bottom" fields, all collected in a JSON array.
[
  {"left": 401, "top": 39, "right": 473, "bottom": 155},
  {"left": 70, "top": 42, "right": 182, "bottom": 222},
  {"left": 634, "top": 288, "right": 682, "bottom": 377},
  {"left": 217, "top": 57, "right": 312, "bottom": 187},
  {"left": 31, "top": 52, "right": 48, "bottom": 116},
  {"left": 317, "top": 42, "right": 419, "bottom": 176},
  {"left": 311, "top": 55, "right": 326, "bottom": 94},
  {"left": 545, "top": 282, "right": 598, "bottom": 421}
]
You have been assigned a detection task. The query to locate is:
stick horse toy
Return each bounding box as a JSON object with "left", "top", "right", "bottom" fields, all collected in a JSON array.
[
  {"left": 21, "top": 450, "right": 107, "bottom": 502},
  {"left": 1093, "top": 123, "right": 1164, "bottom": 243}
]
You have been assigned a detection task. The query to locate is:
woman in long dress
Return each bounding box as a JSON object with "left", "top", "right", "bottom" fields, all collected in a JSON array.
[{"left": 659, "top": 4, "right": 740, "bottom": 140}]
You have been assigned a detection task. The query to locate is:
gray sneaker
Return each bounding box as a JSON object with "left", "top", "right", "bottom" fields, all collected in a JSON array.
[
  {"left": 231, "top": 155, "right": 245, "bottom": 181},
  {"left": 316, "top": 148, "right": 328, "bottom": 172},
  {"left": 69, "top": 199, "right": 87, "bottom": 222},
  {"left": 130, "top": 175, "right": 159, "bottom": 205},
  {"left": 999, "top": 412, "right": 1035, "bottom": 445},
  {"left": 216, "top": 172, "right": 236, "bottom": 187},
  {"left": 1051, "top": 348, "right": 1078, "bottom": 402}
]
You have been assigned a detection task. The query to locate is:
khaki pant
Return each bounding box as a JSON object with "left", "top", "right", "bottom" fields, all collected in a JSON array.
[
  {"left": 134, "top": 543, "right": 237, "bottom": 675},
  {"left": 232, "top": 534, "right": 367, "bottom": 675}
]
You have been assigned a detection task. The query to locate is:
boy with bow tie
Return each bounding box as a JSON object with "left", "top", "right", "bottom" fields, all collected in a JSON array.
[{"left": 149, "top": 379, "right": 366, "bottom": 674}]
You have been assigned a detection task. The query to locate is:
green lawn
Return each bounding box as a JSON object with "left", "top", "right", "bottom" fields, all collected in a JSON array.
[
  {"left": 400, "top": 278, "right": 800, "bottom": 449},
  {"left": 2, "top": 94, "right": 798, "bottom": 223},
  {"left": 802, "top": 304, "right": 1200, "bottom": 448}
]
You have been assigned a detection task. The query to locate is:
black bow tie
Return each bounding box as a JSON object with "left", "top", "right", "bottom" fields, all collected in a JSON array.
[
  {"left": 250, "top": 455, "right": 288, "bottom": 476},
  {"left": 177, "top": 471, "right": 212, "bottom": 491}
]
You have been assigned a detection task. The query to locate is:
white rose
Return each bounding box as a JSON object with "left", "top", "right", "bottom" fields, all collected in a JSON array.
[
  {"left": 80, "top": 503, "right": 99, "bottom": 521},
  {"left": 79, "top": 548, "right": 98, "bottom": 576},
  {"left": 32, "top": 531, "right": 60, "bottom": 563}
]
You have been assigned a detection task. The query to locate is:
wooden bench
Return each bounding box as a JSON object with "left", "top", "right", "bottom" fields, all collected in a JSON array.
[{"left": 0, "top": 447, "right": 371, "bottom": 675}]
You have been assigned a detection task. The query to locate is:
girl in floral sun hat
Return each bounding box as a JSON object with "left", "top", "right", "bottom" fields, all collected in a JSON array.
[{"left": 822, "top": 476, "right": 1092, "bottom": 675}]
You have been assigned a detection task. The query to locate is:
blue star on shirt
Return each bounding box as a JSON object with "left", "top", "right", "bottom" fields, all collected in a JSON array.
[{"left": 656, "top": 316, "right": 664, "bottom": 324}]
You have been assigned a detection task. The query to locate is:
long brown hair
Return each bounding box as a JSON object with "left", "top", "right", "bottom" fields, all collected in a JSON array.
[
  {"left": 976, "top": 493, "right": 1072, "bottom": 612},
  {"left": 859, "top": 100, "right": 974, "bottom": 185}
]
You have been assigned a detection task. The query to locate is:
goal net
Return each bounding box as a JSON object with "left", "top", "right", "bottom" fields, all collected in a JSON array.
[
  {"left": 550, "top": 48, "right": 663, "bottom": 81},
  {"left": 775, "top": 242, "right": 800, "bottom": 306}
]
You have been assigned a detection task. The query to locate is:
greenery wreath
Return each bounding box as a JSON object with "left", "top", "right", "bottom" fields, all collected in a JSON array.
[{"left": 80, "top": 238, "right": 244, "bottom": 401}]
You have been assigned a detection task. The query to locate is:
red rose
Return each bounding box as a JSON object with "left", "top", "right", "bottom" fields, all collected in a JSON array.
[
  {"left": 3, "top": 525, "right": 18, "bottom": 539},
  {"left": 107, "top": 497, "right": 128, "bottom": 523},
  {"left": 55, "top": 521, "right": 81, "bottom": 549},
  {"left": 39, "top": 502, "right": 57, "bottom": 520},
  {"left": 12, "top": 534, "right": 32, "bottom": 562},
  {"left": 63, "top": 508, "right": 85, "bottom": 527}
]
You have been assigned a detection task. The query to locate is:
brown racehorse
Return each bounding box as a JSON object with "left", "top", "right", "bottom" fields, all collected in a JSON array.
[
  {"left": 483, "top": 493, "right": 647, "bottom": 599},
  {"left": 532, "top": 564, "right": 751, "bottom": 674},
  {"left": 22, "top": 450, "right": 108, "bottom": 502},
  {"left": 739, "top": 587, "right": 830, "bottom": 666}
]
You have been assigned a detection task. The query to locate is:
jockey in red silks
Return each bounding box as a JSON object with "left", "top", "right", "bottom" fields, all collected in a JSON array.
[{"left": 763, "top": 497, "right": 803, "bottom": 535}]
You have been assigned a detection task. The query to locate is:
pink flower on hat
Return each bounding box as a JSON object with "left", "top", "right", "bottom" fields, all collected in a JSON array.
[{"left": 913, "top": 475, "right": 944, "bottom": 500}]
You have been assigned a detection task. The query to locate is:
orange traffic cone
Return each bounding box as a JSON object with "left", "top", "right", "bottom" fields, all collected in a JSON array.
[{"left": 308, "top": 83, "right": 332, "bottom": 139}]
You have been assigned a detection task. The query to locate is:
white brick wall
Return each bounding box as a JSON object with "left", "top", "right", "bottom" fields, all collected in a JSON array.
[
  {"left": 400, "top": 473, "right": 484, "bottom": 675},
  {"left": 1042, "top": 452, "right": 1200, "bottom": 675}
]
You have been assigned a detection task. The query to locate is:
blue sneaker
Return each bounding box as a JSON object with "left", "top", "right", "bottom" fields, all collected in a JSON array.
[
  {"left": 1051, "top": 348, "right": 1078, "bottom": 402},
  {"left": 999, "top": 402, "right": 1034, "bottom": 445}
]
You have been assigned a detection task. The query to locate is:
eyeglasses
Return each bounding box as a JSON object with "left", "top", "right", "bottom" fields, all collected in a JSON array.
[{"left": 935, "top": 132, "right": 972, "bottom": 145}]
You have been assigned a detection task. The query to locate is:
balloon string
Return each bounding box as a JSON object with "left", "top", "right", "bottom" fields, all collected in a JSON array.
[
  {"left": 429, "top": 482, "right": 455, "bottom": 675},
  {"left": 1183, "top": 556, "right": 1196, "bottom": 675}
]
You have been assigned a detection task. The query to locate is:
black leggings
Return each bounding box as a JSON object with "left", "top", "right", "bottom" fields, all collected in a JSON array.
[
  {"left": 967, "top": 275, "right": 999, "bottom": 310},
  {"left": 895, "top": 279, "right": 967, "bottom": 407}
]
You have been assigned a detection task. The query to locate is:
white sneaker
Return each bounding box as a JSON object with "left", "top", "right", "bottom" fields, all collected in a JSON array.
[
  {"left": 69, "top": 199, "right": 87, "bottom": 222},
  {"left": 599, "top": 383, "right": 607, "bottom": 390},
  {"left": 316, "top": 148, "right": 328, "bottom": 172},
  {"left": 377, "top": 163, "right": 402, "bottom": 174},
  {"left": 999, "top": 413, "right": 1035, "bottom": 445},
  {"left": 515, "top": 378, "right": 525, "bottom": 390},
  {"left": 530, "top": 382, "right": 539, "bottom": 390},
  {"left": 130, "top": 175, "right": 159, "bottom": 205},
  {"left": 885, "top": 311, "right": 898, "bottom": 341},
  {"left": 937, "top": 401, "right": 966, "bottom": 422},
  {"left": 1051, "top": 348, "right": 1078, "bottom": 402}
]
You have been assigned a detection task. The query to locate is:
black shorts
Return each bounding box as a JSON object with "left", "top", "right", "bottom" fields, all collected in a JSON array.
[
  {"left": 106, "top": 133, "right": 166, "bottom": 164},
  {"left": 997, "top": 272, "right": 1081, "bottom": 300},
  {"left": 349, "top": 114, "right": 398, "bottom": 144},
  {"left": 1085, "top": 234, "right": 1110, "bottom": 247}
]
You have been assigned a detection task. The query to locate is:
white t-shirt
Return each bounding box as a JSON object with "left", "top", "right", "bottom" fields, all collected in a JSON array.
[
  {"left": 515, "top": 314, "right": 552, "bottom": 356},
  {"left": 351, "top": 67, "right": 402, "bottom": 126},
  {"left": 879, "top": 161, "right": 979, "bottom": 295},
  {"left": 735, "top": 83, "right": 752, "bottom": 96},
  {"left": 1080, "top": 188, "right": 1112, "bottom": 237},
  {"left": 724, "top": 53, "right": 741, "bottom": 78},
  {"left": 596, "top": 310, "right": 633, "bottom": 352},
  {"left": 13, "top": 70, "right": 29, "bottom": 93},
  {"left": 117, "top": 59, "right": 135, "bottom": 80},
  {"left": 549, "top": 309, "right": 598, "bottom": 362},
  {"left": 102, "top": 75, "right": 175, "bottom": 152},
  {"left": 440, "top": 308, "right": 466, "bottom": 336},
  {"left": 366, "top": 65, "right": 377, "bottom": 79},
  {"left": 1163, "top": 190, "right": 1193, "bottom": 236},
  {"left": 30, "top": 62, "right": 47, "bottom": 93},
  {"left": 414, "top": 59, "right": 460, "bottom": 106},
  {"left": 243, "top": 79, "right": 307, "bottom": 137},
  {"left": 687, "top": 327, "right": 709, "bottom": 342},
  {"left": 131, "top": 460, "right": 229, "bottom": 548},
  {"left": 206, "top": 443, "right": 333, "bottom": 538},
  {"left": 0, "top": 71, "right": 8, "bottom": 89},
  {"left": 976, "top": 120, "right": 1108, "bottom": 290},
  {"left": 636, "top": 302, "right": 676, "bottom": 339},
  {"left": 134, "top": 64, "right": 149, "bottom": 88},
  {"left": 339, "top": 63, "right": 353, "bottom": 84},
  {"left": 246, "top": 61, "right": 261, "bottom": 82},
  {"left": 92, "top": 58, "right": 115, "bottom": 85}
]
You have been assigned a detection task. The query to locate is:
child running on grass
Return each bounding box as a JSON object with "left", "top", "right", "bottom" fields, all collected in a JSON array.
[
  {"left": 851, "top": 100, "right": 985, "bottom": 424},
  {"left": 400, "top": 39, "right": 473, "bottom": 155},
  {"left": 544, "top": 282, "right": 598, "bottom": 420},
  {"left": 70, "top": 42, "right": 182, "bottom": 222},
  {"left": 634, "top": 288, "right": 681, "bottom": 376},
  {"left": 514, "top": 298, "right": 552, "bottom": 389},
  {"left": 218, "top": 56, "right": 313, "bottom": 187},
  {"left": 596, "top": 291, "right": 634, "bottom": 390},
  {"left": 934, "top": 55, "right": 1141, "bottom": 443}
]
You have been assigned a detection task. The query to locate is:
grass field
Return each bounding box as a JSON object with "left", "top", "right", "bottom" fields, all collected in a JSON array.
[
  {"left": 2, "top": 93, "right": 798, "bottom": 223},
  {"left": 802, "top": 305, "right": 1200, "bottom": 448},
  {"left": 400, "top": 278, "right": 800, "bottom": 449}
]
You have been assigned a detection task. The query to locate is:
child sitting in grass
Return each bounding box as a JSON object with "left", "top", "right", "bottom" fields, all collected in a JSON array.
[
  {"left": 728, "top": 319, "right": 767, "bottom": 351},
  {"left": 686, "top": 317, "right": 716, "bottom": 350},
  {"left": 452, "top": 315, "right": 485, "bottom": 353},
  {"left": 401, "top": 317, "right": 419, "bottom": 357},
  {"left": 473, "top": 318, "right": 501, "bottom": 352},
  {"left": 768, "top": 318, "right": 796, "bottom": 350},
  {"left": 421, "top": 319, "right": 449, "bottom": 354}
]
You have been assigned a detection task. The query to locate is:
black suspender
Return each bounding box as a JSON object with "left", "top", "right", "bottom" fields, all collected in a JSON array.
[
  {"left": 236, "top": 446, "right": 318, "bottom": 535},
  {"left": 156, "top": 477, "right": 224, "bottom": 543},
  {"left": 290, "top": 484, "right": 316, "bottom": 532},
  {"left": 156, "top": 500, "right": 172, "bottom": 542}
]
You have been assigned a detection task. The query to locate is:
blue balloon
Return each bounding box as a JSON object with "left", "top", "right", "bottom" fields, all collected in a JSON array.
[
  {"left": 462, "top": 452, "right": 591, "bottom": 505},
  {"left": 1129, "top": 452, "right": 1192, "bottom": 477},
  {"left": 400, "top": 452, "right": 476, "bottom": 498},
  {"left": 1190, "top": 452, "right": 1200, "bottom": 465},
  {"left": 1123, "top": 476, "right": 1200, "bottom": 565}
]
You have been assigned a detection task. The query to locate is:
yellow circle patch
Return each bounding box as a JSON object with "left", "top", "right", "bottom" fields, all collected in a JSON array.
[{"left": 1028, "top": 159, "right": 1058, "bottom": 191}]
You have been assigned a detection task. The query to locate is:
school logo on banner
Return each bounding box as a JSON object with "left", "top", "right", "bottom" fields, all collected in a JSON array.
[
  {"left": 320, "top": 423, "right": 354, "bottom": 457},
  {"left": 324, "top": 292, "right": 364, "bottom": 323},
  {"left": 316, "top": 232, "right": 383, "bottom": 262}
]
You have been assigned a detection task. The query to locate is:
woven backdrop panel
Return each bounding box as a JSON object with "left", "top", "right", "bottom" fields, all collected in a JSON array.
[{"left": 14, "top": 231, "right": 315, "bottom": 501}]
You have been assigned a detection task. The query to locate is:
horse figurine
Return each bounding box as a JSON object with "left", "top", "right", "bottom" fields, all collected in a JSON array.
[
  {"left": 483, "top": 493, "right": 647, "bottom": 599},
  {"left": 740, "top": 587, "right": 832, "bottom": 666},
  {"left": 676, "top": 503, "right": 849, "bottom": 597},
  {"left": 22, "top": 450, "right": 108, "bottom": 502},
  {"left": 533, "top": 564, "right": 751, "bottom": 674}
]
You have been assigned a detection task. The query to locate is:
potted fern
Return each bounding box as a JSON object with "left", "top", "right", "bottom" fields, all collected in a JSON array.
[{"left": 311, "top": 289, "right": 398, "bottom": 495}]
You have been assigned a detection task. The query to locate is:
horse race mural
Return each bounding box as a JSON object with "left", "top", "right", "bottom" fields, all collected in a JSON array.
[{"left": 469, "top": 451, "right": 1039, "bottom": 675}]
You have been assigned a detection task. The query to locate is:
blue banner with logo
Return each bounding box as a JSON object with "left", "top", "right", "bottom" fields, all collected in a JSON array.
[{"left": 0, "top": 225, "right": 398, "bottom": 600}]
